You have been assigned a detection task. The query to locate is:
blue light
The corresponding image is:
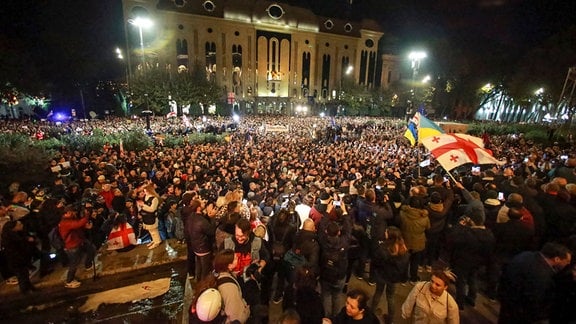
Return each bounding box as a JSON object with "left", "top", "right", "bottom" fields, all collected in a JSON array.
[{"left": 54, "top": 113, "right": 69, "bottom": 121}]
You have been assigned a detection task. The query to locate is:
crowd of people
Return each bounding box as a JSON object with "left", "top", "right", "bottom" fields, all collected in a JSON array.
[{"left": 0, "top": 115, "right": 575, "bottom": 323}]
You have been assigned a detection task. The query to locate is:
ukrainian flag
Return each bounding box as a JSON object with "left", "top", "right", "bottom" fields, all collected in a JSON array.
[
  {"left": 404, "top": 120, "right": 418, "bottom": 146},
  {"left": 403, "top": 112, "right": 444, "bottom": 146},
  {"left": 418, "top": 113, "right": 445, "bottom": 141}
]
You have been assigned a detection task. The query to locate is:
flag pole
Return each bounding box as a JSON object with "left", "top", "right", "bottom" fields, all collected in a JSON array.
[
  {"left": 417, "top": 145, "right": 421, "bottom": 178},
  {"left": 444, "top": 168, "right": 459, "bottom": 183}
]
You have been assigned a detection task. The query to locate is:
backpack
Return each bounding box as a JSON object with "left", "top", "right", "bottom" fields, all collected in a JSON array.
[
  {"left": 283, "top": 248, "right": 308, "bottom": 283},
  {"left": 190, "top": 276, "right": 237, "bottom": 323},
  {"left": 283, "top": 248, "right": 307, "bottom": 271},
  {"left": 320, "top": 244, "right": 346, "bottom": 284},
  {"left": 48, "top": 226, "right": 69, "bottom": 250},
  {"left": 271, "top": 226, "right": 290, "bottom": 261}
]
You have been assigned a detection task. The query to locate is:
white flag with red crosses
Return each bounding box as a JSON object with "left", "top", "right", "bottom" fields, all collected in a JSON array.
[{"left": 421, "top": 133, "right": 504, "bottom": 171}]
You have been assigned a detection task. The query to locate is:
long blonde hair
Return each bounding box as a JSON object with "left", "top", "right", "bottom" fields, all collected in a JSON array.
[
  {"left": 143, "top": 184, "right": 160, "bottom": 199},
  {"left": 143, "top": 184, "right": 163, "bottom": 207}
]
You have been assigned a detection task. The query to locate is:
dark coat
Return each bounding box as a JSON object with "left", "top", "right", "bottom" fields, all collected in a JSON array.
[
  {"left": 288, "top": 286, "right": 325, "bottom": 324},
  {"left": 2, "top": 229, "right": 34, "bottom": 269},
  {"left": 294, "top": 229, "right": 320, "bottom": 274},
  {"left": 370, "top": 202, "right": 394, "bottom": 241},
  {"left": 426, "top": 189, "right": 454, "bottom": 234},
  {"left": 498, "top": 251, "right": 558, "bottom": 323},
  {"left": 186, "top": 212, "right": 215, "bottom": 254},
  {"left": 371, "top": 242, "right": 410, "bottom": 283},
  {"left": 446, "top": 224, "right": 495, "bottom": 270},
  {"left": 331, "top": 306, "right": 380, "bottom": 324},
  {"left": 492, "top": 219, "right": 534, "bottom": 262},
  {"left": 537, "top": 192, "right": 576, "bottom": 241}
]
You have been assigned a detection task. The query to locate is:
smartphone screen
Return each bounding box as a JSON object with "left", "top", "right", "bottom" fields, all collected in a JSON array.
[{"left": 498, "top": 192, "right": 505, "bottom": 200}]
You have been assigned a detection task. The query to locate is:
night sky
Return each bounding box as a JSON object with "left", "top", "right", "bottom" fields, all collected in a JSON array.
[{"left": 1, "top": 0, "right": 575, "bottom": 92}]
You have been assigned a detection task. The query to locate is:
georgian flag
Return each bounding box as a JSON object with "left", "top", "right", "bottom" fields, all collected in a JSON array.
[
  {"left": 107, "top": 223, "right": 137, "bottom": 250},
  {"left": 421, "top": 133, "right": 504, "bottom": 171}
]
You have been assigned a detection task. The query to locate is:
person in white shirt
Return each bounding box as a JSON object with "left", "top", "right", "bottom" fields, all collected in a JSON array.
[
  {"left": 294, "top": 194, "right": 313, "bottom": 229},
  {"left": 401, "top": 268, "right": 460, "bottom": 324}
]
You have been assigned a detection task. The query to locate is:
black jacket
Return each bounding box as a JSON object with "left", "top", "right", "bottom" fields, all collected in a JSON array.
[
  {"left": 492, "top": 219, "right": 534, "bottom": 261},
  {"left": 186, "top": 212, "right": 215, "bottom": 254},
  {"left": 371, "top": 242, "right": 409, "bottom": 283},
  {"left": 446, "top": 224, "right": 495, "bottom": 270},
  {"left": 294, "top": 229, "right": 320, "bottom": 275},
  {"left": 1, "top": 229, "right": 34, "bottom": 269}
]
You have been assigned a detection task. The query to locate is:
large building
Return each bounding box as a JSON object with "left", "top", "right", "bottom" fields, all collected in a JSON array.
[{"left": 121, "top": 0, "right": 400, "bottom": 115}]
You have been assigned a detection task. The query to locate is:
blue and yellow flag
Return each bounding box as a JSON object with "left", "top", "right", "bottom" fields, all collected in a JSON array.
[
  {"left": 404, "top": 120, "right": 418, "bottom": 146},
  {"left": 404, "top": 112, "right": 444, "bottom": 146}
]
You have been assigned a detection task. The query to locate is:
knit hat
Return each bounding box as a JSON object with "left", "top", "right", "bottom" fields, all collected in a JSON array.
[
  {"left": 467, "top": 208, "right": 484, "bottom": 226},
  {"left": 485, "top": 190, "right": 498, "bottom": 199},
  {"left": 263, "top": 206, "right": 274, "bottom": 217},
  {"left": 430, "top": 192, "right": 442, "bottom": 204},
  {"left": 319, "top": 192, "right": 331, "bottom": 204}
]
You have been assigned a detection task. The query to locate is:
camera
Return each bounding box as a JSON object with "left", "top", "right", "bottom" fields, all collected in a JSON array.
[{"left": 243, "top": 263, "right": 262, "bottom": 282}]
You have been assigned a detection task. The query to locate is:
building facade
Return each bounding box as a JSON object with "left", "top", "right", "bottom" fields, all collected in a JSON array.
[{"left": 121, "top": 0, "right": 400, "bottom": 115}]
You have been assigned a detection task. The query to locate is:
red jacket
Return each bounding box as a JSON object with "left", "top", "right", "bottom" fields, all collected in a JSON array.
[
  {"left": 59, "top": 216, "right": 89, "bottom": 250},
  {"left": 100, "top": 190, "right": 115, "bottom": 210}
]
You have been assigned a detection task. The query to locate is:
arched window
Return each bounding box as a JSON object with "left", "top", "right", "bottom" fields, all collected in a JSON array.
[{"left": 205, "top": 42, "right": 217, "bottom": 81}]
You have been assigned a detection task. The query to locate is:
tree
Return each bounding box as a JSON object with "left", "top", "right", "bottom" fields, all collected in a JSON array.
[{"left": 129, "top": 61, "right": 222, "bottom": 115}]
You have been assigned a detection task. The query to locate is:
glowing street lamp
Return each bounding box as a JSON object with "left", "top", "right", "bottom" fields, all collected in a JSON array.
[
  {"left": 408, "top": 51, "right": 427, "bottom": 115},
  {"left": 534, "top": 87, "right": 544, "bottom": 96},
  {"left": 115, "top": 47, "right": 131, "bottom": 115},
  {"left": 128, "top": 17, "right": 153, "bottom": 69},
  {"left": 409, "top": 51, "right": 427, "bottom": 80}
]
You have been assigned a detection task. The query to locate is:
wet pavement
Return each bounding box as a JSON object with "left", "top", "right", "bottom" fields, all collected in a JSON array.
[
  {"left": 1, "top": 239, "right": 499, "bottom": 323},
  {"left": 0, "top": 239, "right": 188, "bottom": 307},
  {"left": 183, "top": 265, "right": 500, "bottom": 324}
]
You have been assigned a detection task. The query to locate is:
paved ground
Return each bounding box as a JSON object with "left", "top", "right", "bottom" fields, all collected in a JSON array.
[
  {"left": 0, "top": 239, "right": 188, "bottom": 306},
  {"left": 183, "top": 266, "right": 500, "bottom": 324},
  {"left": 1, "top": 240, "right": 499, "bottom": 323}
]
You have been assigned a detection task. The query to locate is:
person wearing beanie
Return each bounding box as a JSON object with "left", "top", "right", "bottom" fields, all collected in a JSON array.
[
  {"left": 309, "top": 191, "right": 338, "bottom": 227},
  {"left": 496, "top": 193, "right": 535, "bottom": 233},
  {"left": 446, "top": 208, "right": 495, "bottom": 309},
  {"left": 483, "top": 190, "right": 501, "bottom": 229},
  {"left": 424, "top": 188, "right": 454, "bottom": 271},
  {"left": 486, "top": 207, "right": 535, "bottom": 300},
  {"left": 455, "top": 182, "right": 486, "bottom": 225}
]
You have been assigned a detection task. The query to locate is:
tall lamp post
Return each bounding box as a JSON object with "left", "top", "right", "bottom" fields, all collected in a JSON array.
[
  {"left": 408, "top": 51, "right": 427, "bottom": 115},
  {"left": 116, "top": 47, "right": 131, "bottom": 115},
  {"left": 128, "top": 17, "right": 153, "bottom": 71}
]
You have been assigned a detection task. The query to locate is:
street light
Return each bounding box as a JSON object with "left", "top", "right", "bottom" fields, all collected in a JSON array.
[
  {"left": 128, "top": 17, "right": 153, "bottom": 70},
  {"left": 115, "top": 47, "right": 131, "bottom": 115},
  {"left": 534, "top": 87, "right": 544, "bottom": 96},
  {"left": 409, "top": 51, "right": 427, "bottom": 80},
  {"left": 408, "top": 51, "right": 427, "bottom": 117}
]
